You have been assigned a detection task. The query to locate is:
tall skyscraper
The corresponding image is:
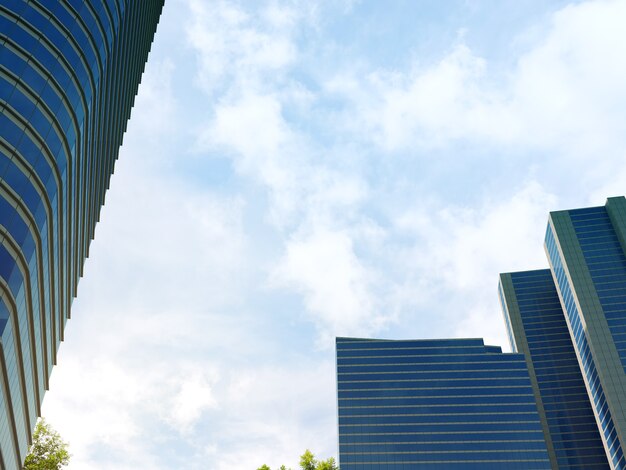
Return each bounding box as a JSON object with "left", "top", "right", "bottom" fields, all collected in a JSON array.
[
  {"left": 336, "top": 337, "right": 552, "bottom": 469},
  {"left": 499, "top": 269, "right": 609, "bottom": 469},
  {"left": 0, "top": 1, "right": 164, "bottom": 467},
  {"left": 544, "top": 197, "right": 626, "bottom": 468}
]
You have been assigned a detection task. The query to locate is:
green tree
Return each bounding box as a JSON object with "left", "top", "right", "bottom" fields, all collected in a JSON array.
[
  {"left": 257, "top": 449, "right": 338, "bottom": 470},
  {"left": 23, "top": 419, "right": 70, "bottom": 470},
  {"left": 300, "top": 450, "right": 316, "bottom": 470},
  {"left": 315, "top": 457, "right": 338, "bottom": 470}
]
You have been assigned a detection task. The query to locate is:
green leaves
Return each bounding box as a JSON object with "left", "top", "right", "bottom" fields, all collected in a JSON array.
[
  {"left": 23, "top": 419, "right": 70, "bottom": 470},
  {"left": 315, "top": 457, "right": 338, "bottom": 470},
  {"left": 299, "top": 449, "right": 316, "bottom": 470},
  {"left": 257, "top": 449, "right": 338, "bottom": 470}
]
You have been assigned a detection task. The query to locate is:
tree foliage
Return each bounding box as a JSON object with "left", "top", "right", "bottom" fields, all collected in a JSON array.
[
  {"left": 300, "top": 450, "right": 316, "bottom": 470},
  {"left": 23, "top": 418, "right": 70, "bottom": 470},
  {"left": 315, "top": 458, "right": 338, "bottom": 470},
  {"left": 257, "top": 449, "right": 338, "bottom": 470}
]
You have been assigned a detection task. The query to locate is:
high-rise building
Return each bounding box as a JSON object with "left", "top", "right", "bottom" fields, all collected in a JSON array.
[
  {"left": 544, "top": 196, "right": 626, "bottom": 468},
  {"left": 336, "top": 337, "right": 552, "bottom": 469},
  {"left": 335, "top": 197, "right": 626, "bottom": 469},
  {"left": 0, "top": 1, "right": 164, "bottom": 467},
  {"left": 499, "top": 269, "right": 609, "bottom": 469}
]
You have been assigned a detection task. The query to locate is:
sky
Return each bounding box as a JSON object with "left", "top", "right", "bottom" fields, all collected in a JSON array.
[{"left": 38, "top": 0, "right": 626, "bottom": 468}]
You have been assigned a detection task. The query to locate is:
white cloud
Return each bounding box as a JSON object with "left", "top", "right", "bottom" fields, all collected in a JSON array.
[
  {"left": 337, "top": 0, "right": 626, "bottom": 165},
  {"left": 186, "top": 0, "right": 298, "bottom": 94},
  {"left": 199, "top": 91, "right": 306, "bottom": 228},
  {"left": 200, "top": 90, "right": 368, "bottom": 226},
  {"left": 186, "top": 0, "right": 394, "bottom": 345},
  {"left": 198, "top": 89, "right": 381, "bottom": 342},
  {"left": 589, "top": 163, "right": 626, "bottom": 205},
  {"left": 390, "top": 181, "right": 558, "bottom": 346},
  {"left": 364, "top": 45, "right": 515, "bottom": 150},
  {"left": 510, "top": 0, "right": 626, "bottom": 157},
  {"left": 202, "top": 93, "right": 292, "bottom": 175},
  {"left": 90, "top": 168, "right": 247, "bottom": 313},
  {"left": 423, "top": 181, "right": 557, "bottom": 290},
  {"left": 44, "top": 351, "right": 223, "bottom": 469},
  {"left": 271, "top": 227, "right": 384, "bottom": 342},
  {"left": 44, "top": 355, "right": 154, "bottom": 470},
  {"left": 211, "top": 361, "right": 337, "bottom": 470},
  {"left": 164, "top": 369, "right": 219, "bottom": 433}
]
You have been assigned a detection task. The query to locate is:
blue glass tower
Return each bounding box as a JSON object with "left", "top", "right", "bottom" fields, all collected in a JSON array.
[
  {"left": 336, "top": 337, "right": 552, "bottom": 469},
  {"left": 499, "top": 269, "right": 610, "bottom": 469},
  {"left": 545, "top": 197, "right": 626, "bottom": 469},
  {"left": 0, "top": 1, "right": 164, "bottom": 467}
]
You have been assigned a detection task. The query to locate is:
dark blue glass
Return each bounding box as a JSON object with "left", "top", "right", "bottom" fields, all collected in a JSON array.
[
  {"left": 546, "top": 225, "right": 623, "bottom": 468},
  {"left": 336, "top": 337, "right": 551, "bottom": 469},
  {"left": 0, "top": 1, "right": 165, "bottom": 467}
]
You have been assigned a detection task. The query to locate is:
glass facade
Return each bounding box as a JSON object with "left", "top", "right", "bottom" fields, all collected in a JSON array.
[
  {"left": 336, "top": 337, "right": 552, "bottom": 469},
  {"left": 499, "top": 269, "right": 609, "bottom": 469},
  {"left": 0, "top": 1, "right": 164, "bottom": 467},
  {"left": 545, "top": 197, "right": 626, "bottom": 469},
  {"left": 569, "top": 207, "right": 626, "bottom": 370}
]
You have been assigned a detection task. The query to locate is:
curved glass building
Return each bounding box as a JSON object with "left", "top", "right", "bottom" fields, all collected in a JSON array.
[{"left": 0, "top": 1, "right": 164, "bottom": 467}]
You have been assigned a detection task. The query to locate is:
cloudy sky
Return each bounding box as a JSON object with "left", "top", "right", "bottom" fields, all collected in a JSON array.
[{"left": 40, "top": 0, "right": 626, "bottom": 468}]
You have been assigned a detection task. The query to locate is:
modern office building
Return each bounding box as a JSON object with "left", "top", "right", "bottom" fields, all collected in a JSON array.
[
  {"left": 336, "top": 337, "right": 552, "bottom": 469},
  {"left": 0, "top": 1, "right": 164, "bottom": 467},
  {"left": 544, "top": 197, "right": 626, "bottom": 468},
  {"left": 499, "top": 269, "right": 609, "bottom": 469},
  {"left": 335, "top": 197, "right": 626, "bottom": 469}
]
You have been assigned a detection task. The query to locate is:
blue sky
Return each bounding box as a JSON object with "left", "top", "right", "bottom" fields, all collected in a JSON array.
[{"left": 39, "top": 0, "right": 626, "bottom": 468}]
